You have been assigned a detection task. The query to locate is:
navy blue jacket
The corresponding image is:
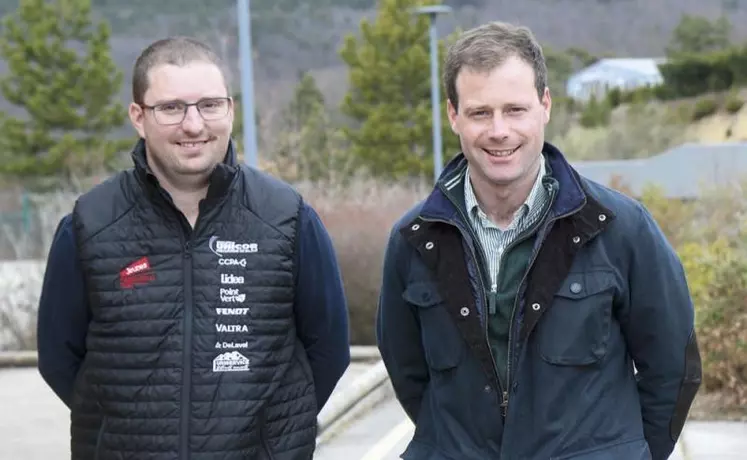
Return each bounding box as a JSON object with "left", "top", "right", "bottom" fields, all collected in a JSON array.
[
  {"left": 376, "top": 143, "right": 702, "bottom": 460},
  {"left": 37, "top": 201, "right": 350, "bottom": 414}
]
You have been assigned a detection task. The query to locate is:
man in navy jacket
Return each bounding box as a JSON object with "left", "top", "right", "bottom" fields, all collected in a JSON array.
[{"left": 376, "top": 21, "right": 702, "bottom": 460}]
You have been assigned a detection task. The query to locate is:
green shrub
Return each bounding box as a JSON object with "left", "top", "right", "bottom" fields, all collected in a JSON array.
[
  {"left": 579, "top": 95, "right": 611, "bottom": 128},
  {"left": 725, "top": 95, "right": 744, "bottom": 114},
  {"left": 691, "top": 97, "right": 719, "bottom": 121}
]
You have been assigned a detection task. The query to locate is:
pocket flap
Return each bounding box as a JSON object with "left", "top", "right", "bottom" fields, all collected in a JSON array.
[
  {"left": 555, "top": 270, "right": 615, "bottom": 300},
  {"left": 402, "top": 281, "right": 443, "bottom": 308}
]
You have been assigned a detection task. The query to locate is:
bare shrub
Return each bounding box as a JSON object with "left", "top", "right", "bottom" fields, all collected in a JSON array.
[
  {"left": 0, "top": 260, "right": 45, "bottom": 350},
  {"left": 0, "top": 180, "right": 85, "bottom": 350},
  {"left": 297, "top": 177, "right": 429, "bottom": 345}
]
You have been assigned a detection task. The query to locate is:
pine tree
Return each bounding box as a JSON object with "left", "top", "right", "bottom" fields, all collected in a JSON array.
[
  {"left": 0, "top": 0, "right": 129, "bottom": 180},
  {"left": 339, "top": 0, "right": 460, "bottom": 180},
  {"left": 274, "top": 72, "right": 333, "bottom": 181}
]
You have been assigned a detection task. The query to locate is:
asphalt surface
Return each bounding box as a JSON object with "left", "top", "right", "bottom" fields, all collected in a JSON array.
[
  {"left": 316, "top": 380, "right": 747, "bottom": 460},
  {"left": 2, "top": 364, "right": 746, "bottom": 460},
  {"left": 0, "top": 363, "right": 373, "bottom": 460}
]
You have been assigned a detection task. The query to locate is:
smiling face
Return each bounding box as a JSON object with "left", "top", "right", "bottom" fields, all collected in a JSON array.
[
  {"left": 447, "top": 54, "right": 551, "bottom": 190},
  {"left": 128, "top": 61, "right": 234, "bottom": 181}
]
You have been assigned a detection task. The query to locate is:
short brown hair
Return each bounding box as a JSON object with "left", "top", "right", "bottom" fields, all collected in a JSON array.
[
  {"left": 132, "top": 36, "right": 230, "bottom": 105},
  {"left": 444, "top": 21, "right": 547, "bottom": 111}
]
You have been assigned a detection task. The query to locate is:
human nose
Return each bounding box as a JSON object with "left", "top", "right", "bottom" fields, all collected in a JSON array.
[
  {"left": 488, "top": 114, "right": 510, "bottom": 140},
  {"left": 180, "top": 105, "right": 205, "bottom": 133}
]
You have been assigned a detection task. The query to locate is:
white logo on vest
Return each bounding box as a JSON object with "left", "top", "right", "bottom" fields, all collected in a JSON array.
[
  {"left": 209, "top": 236, "right": 258, "bottom": 257},
  {"left": 213, "top": 351, "right": 250, "bottom": 372}
]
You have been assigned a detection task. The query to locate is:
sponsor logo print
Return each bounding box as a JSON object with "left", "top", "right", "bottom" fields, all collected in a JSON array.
[
  {"left": 218, "top": 258, "right": 247, "bottom": 267},
  {"left": 220, "top": 288, "right": 246, "bottom": 303},
  {"left": 212, "top": 351, "right": 250, "bottom": 372},
  {"left": 221, "top": 273, "right": 244, "bottom": 285},
  {"left": 216, "top": 323, "right": 249, "bottom": 333},
  {"left": 119, "top": 256, "right": 155, "bottom": 289},
  {"left": 215, "top": 341, "right": 249, "bottom": 349},
  {"left": 216, "top": 308, "right": 250, "bottom": 315},
  {"left": 209, "top": 236, "right": 258, "bottom": 257}
]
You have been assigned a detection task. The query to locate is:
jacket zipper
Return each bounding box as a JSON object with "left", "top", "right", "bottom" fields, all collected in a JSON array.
[
  {"left": 497, "top": 197, "right": 555, "bottom": 417},
  {"left": 156, "top": 187, "right": 212, "bottom": 460},
  {"left": 162, "top": 191, "right": 199, "bottom": 460},
  {"left": 180, "top": 235, "right": 194, "bottom": 460},
  {"left": 501, "top": 193, "right": 581, "bottom": 417},
  {"left": 426, "top": 185, "right": 503, "bottom": 397}
]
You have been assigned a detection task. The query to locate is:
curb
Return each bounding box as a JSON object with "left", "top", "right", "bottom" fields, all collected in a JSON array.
[
  {"left": 0, "top": 351, "right": 38, "bottom": 368},
  {"left": 349, "top": 345, "right": 381, "bottom": 362},
  {"left": 316, "top": 359, "right": 390, "bottom": 442}
]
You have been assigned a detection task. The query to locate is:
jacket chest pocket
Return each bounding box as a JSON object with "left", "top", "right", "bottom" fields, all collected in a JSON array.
[
  {"left": 402, "top": 281, "right": 464, "bottom": 371},
  {"left": 537, "top": 270, "right": 616, "bottom": 366}
]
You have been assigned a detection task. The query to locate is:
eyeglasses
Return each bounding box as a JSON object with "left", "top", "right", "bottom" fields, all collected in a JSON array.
[{"left": 141, "top": 97, "right": 232, "bottom": 125}]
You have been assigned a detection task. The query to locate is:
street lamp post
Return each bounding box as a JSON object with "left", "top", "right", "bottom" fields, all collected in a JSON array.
[
  {"left": 237, "top": 0, "right": 259, "bottom": 168},
  {"left": 412, "top": 4, "right": 452, "bottom": 183}
]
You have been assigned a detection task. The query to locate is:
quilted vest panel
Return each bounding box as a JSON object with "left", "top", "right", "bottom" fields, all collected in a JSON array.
[{"left": 69, "top": 165, "right": 317, "bottom": 460}]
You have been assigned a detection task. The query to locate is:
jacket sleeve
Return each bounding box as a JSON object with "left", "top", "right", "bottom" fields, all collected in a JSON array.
[
  {"left": 292, "top": 203, "right": 350, "bottom": 413},
  {"left": 618, "top": 205, "right": 702, "bottom": 460},
  {"left": 376, "top": 224, "right": 429, "bottom": 422},
  {"left": 37, "top": 214, "right": 91, "bottom": 408}
]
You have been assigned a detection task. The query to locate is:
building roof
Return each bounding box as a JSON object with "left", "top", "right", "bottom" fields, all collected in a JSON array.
[
  {"left": 570, "top": 142, "right": 747, "bottom": 199},
  {"left": 571, "top": 58, "right": 666, "bottom": 82}
]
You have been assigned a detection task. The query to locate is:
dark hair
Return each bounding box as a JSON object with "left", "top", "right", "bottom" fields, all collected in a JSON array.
[{"left": 132, "top": 36, "right": 230, "bottom": 105}]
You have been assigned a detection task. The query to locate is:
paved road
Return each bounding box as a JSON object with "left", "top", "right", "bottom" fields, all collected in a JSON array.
[
  {"left": 0, "top": 362, "right": 374, "bottom": 460},
  {"left": 316, "top": 380, "right": 747, "bottom": 460},
  {"left": 4, "top": 363, "right": 746, "bottom": 459}
]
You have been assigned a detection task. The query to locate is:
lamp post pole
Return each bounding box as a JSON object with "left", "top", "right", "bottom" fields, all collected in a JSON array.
[
  {"left": 412, "top": 5, "right": 452, "bottom": 183},
  {"left": 237, "top": 0, "right": 259, "bottom": 167}
]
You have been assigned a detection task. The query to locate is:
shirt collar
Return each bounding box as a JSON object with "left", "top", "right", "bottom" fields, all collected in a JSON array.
[{"left": 464, "top": 153, "right": 547, "bottom": 222}]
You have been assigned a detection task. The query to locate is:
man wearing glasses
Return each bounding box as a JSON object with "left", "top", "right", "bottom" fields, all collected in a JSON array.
[{"left": 36, "top": 36, "right": 350, "bottom": 460}]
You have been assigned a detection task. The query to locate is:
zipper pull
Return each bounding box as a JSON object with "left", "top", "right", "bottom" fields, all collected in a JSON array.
[
  {"left": 489, "top": 285, "right": 497, "bottom": 315},
  {"left": 501, "top": 390, "right": 509, "bottom": 417}
]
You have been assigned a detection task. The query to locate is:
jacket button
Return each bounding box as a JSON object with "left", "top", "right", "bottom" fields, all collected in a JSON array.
[
  {"left": 572, "top": 236, "right": 580, "bottom": 244},
  {"left": 570, "top": 282, "right": 582, "bottom": 294},
  {"left": 411, "top": 224, "right": 420, "bottom": 231},
  {"left": 425, "top": 241, "right": 434, "bottom": 250},
  {"left": 484, "top": 385, "right": 491, "bottom": 392},
  {"left": 531, "top": 303, "right": 541, "bottom": 311},
  {"left": 460, "top": 307, "right": 470, "bottom": 317},
  {"left": 598, "top": 214, "right": 607, "bottom": 222}
]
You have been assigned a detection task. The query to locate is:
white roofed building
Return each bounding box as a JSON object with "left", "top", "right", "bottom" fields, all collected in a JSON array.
[{"left": 566, "top": 58, "right": 666, "bottom": 102}]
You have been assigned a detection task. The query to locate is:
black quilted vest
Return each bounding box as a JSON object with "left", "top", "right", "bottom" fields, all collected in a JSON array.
[{"left": 69, "top": 140, "right": 317, "bottom": 460}]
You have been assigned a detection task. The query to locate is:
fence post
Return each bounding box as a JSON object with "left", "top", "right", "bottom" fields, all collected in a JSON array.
[{"left": 21, "top": 191, "right": 31, "bottom": 233}]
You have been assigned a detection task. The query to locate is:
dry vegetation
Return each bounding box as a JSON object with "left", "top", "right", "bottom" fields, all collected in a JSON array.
[{"left": 552, "top": 89, "right": 747, "bottom": 162}]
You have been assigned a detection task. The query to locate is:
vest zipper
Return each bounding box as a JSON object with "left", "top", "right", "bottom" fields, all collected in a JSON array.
[{"left": 180, "top": 238, "right": 194, "bottom": 459}]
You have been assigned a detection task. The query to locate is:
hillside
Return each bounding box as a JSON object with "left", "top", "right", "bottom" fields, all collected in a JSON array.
[
  {"left": 1, "top": 0, "right": 747, "bottom": 113},
  {"left": 552, "top": 89, "right": 747, "bottom": 162},
  {"left": 0, "top": 0, "right": 746, "bottom": 166}
]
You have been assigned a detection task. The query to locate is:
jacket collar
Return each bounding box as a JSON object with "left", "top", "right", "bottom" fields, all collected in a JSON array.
[
  {"left": 131, "top": 137, "right": 241, "bottom": 203},
  {"left": 419, "top": 142, "right": 588, "bottom": 223}
]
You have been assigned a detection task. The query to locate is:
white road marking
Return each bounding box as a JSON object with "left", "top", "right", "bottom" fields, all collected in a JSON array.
[{"left": 359, "top": 417, "right": 414, "bottom": 460}]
